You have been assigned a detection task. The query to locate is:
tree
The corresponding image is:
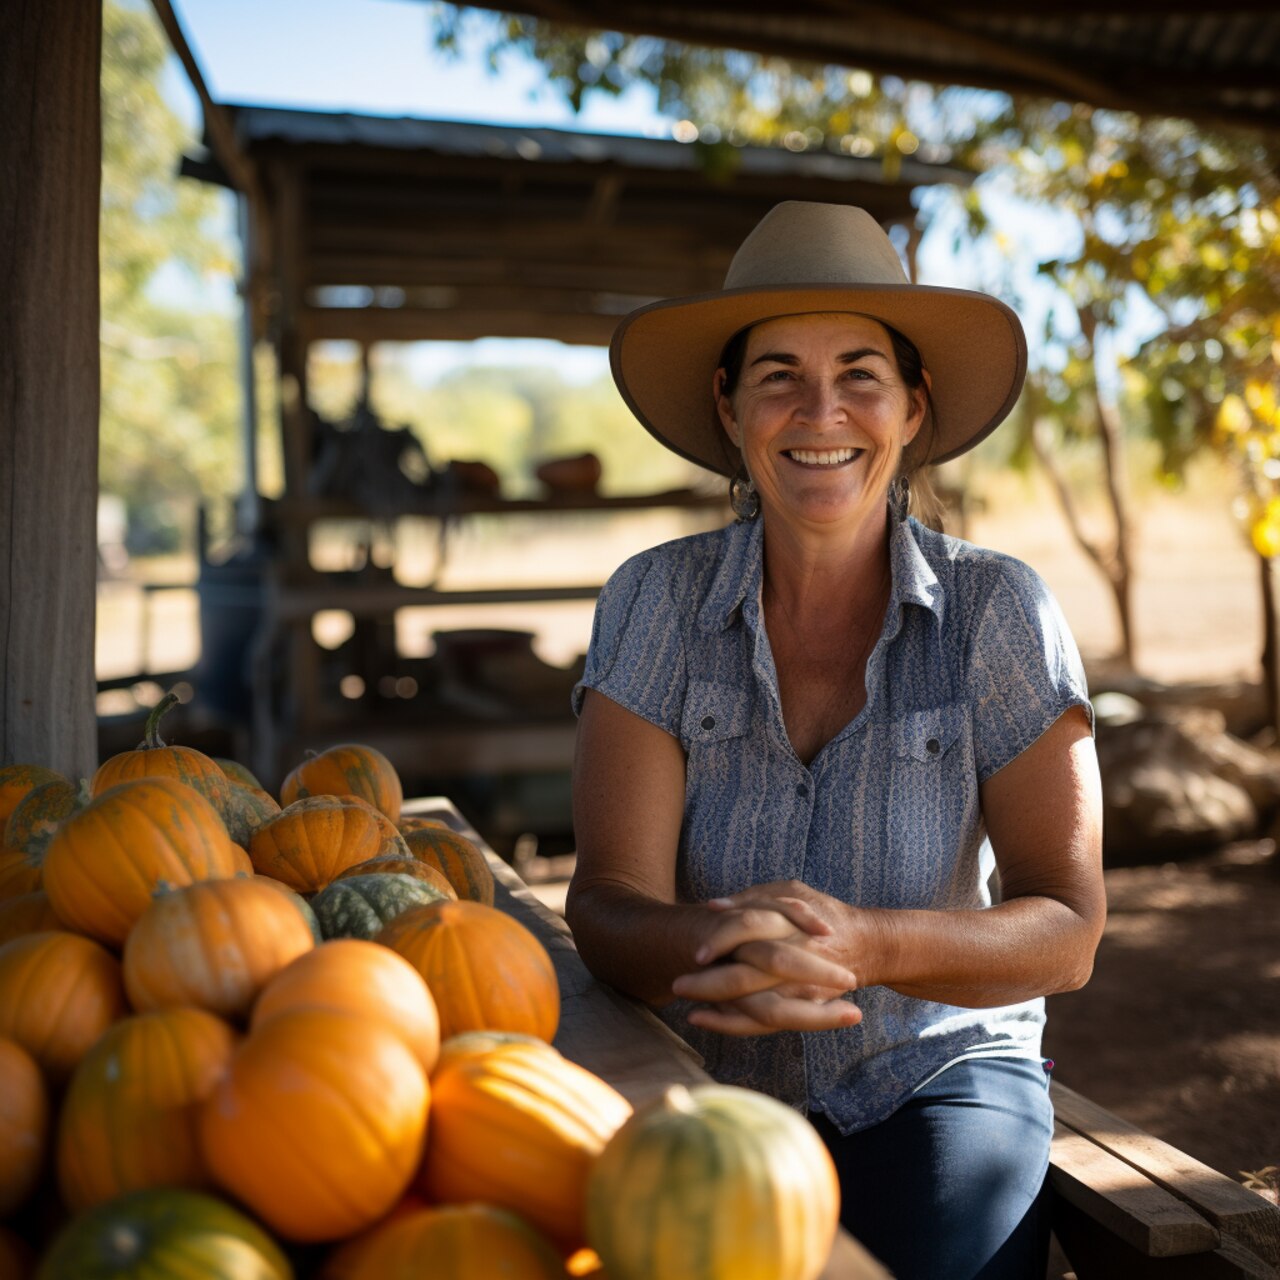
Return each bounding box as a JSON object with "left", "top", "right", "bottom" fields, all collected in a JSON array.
[
  {"left": 101, "top": 0, "right": 239, "bottom": 553},
  {"left": 431, "top": 5, "right": 1280, "bottom": 680}
]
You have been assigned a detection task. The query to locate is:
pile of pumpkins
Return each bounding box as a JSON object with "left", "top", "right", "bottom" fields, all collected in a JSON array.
[{"left": 0, "top": 693, "right": 841, "bottom": 1280}]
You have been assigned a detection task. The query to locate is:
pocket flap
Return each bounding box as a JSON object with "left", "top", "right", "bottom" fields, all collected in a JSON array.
[
  {"left": 893, "top": 704, "right": 964, "bottom": 763},
  {"left": 681, "top": 680, "right": 753, "bottom": 744}
]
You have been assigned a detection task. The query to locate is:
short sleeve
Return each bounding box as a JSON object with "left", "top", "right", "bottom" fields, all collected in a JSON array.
[
  {"left": 571, "top": 551, "right": 687, "bottom": 737},
  {"left": 966, "top": 557, "right": 1093, "bottom": 782}
]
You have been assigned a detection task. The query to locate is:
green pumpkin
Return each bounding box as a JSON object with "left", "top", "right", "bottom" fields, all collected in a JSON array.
[
  {"left": 4, "top": 778, "right": 85, "bottom": 856},
  {"left": 221, "top": 785, "right": 282, "bottom": 848},
  {"left": 214, "top": 759, "right": 265, "bottom": 791},
  {"left": 310, "top": 872, "right": 449, "bottom": 941},
  {"left": 36, "top": 1186, "right": 292, "bottom": 1279}
]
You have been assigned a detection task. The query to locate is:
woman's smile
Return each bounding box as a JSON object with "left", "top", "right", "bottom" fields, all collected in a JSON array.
[{"left": 782, "top": 446, "right": 864, "bottom": 467}]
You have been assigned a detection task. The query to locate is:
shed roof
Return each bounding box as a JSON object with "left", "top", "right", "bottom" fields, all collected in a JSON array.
[
  {"left": 206, "top": 104, "right": 966, "bottom": 346},
  {"left": 411, "top": 2, "right": 1280, "bottom": 138}
]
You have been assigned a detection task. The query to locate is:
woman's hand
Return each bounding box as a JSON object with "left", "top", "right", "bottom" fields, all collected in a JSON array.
[{"left": 671, "top": 881, "right": 871, "bottom": 1035}]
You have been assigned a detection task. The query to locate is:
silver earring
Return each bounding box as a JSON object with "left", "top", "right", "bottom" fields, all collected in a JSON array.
[
  {"left": 730, "top": 469, "right": 760, "bottom": 521},
  {"left": 889, "top": 474, "right": 911, "bottom": 522}
]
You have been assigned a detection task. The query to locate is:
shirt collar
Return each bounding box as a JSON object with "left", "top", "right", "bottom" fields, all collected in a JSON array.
[{"left": 697, "top": 513, "right": 944, "bottom": 634}]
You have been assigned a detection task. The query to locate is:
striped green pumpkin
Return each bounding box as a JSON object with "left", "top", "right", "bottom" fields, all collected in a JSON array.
[
  {"left": 585, "top": 1084, "right": 840, "bottom": 1280},
  {"left": 310, "top": 872, "right": 449, "bottom": 941}
]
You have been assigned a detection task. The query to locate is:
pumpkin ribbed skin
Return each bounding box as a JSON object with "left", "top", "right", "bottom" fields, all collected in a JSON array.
[
  {"left": 377, "top": 900, "right": 560, "bottom": 1042},
  {"left": 92, "top": 694, "right": 238, "bottom": 834},
  {"left": 280, "top": 745, "right": 402, "bottom": 824},
  {"left": 401, "top": 828, "right": 494, "bottom": 906},
  {"left": 57, "top": 1008, "right": 239, "bottom": 1211},
  {"left": 433, "top": 1029, "right": 549, "bottom": 1077},
  {"left": 0, "top": 779, "right": 83, "bottom": 901},
  {"left": 310, "top": 873, "right": 450, "bottom": 942},
  {"left": 420, "top": 1042, "right": 631, "bottom": 1250},
  {"left": 321, "top": 1203, "right": 565, "bottom": 1280},
  {"left": 0, "top": 764, "right": 65, "bottom": 830},
  {"left": 396, "top": 816, "right": 450, "bottom": 834},
  {"left": 200, "top": 1008, "right": 429, "bottom": 1242},
  {"left": 251, "top": 876, "right": 322, "bottom": 942},
  {"left": 36, "top": 1187, "right": 293, "bottom": 1280},
  {"left": 333, "top": 855, "right": 457, "bottom": 898},
  {"left": 221, "top": 786, "right": 281, "bottom": 850},
  {"left": 0, "top": 891, "right": 63, "bottom": 946},
  {"left": 251, "top": 939, "right": 440, "bottom": 1074},
  {"left": 123, "top": 879, "right": 316, "bottom": 1019},
  {"left": 247, "top": 796, "right": 408, "bottom": 893},
  {"left": 214, "top": 758, "right": 264, "bottom": 790},
  {"left": 586, "top": 1085, "right": 840, "bottom": 1280},
  {"left": 0, "top": 1037, "right": 48, "bottom": 1217},
  {"left": 0, "top": 932, "right": 127, "bottom": 1080},
  {"left": 43, "top": 778, "right": 240, "bottom": 946}
]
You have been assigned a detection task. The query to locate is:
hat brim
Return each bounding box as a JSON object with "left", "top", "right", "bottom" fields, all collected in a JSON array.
[{"left": 610, "top": 283, "right": 1027, "bottom": 477}]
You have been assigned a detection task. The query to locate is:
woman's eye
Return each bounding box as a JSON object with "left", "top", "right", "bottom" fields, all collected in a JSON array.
[{"left": 762, "top": 369, "right": 793, "bottom": 382}]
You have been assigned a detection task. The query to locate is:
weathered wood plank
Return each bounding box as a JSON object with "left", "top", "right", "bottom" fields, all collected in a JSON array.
[
  {"left": 403, "top": 797, "right": 890, "bottom": 1279},
  {"left": 1052, "top": 1080, "right": 1280, "bottom": 1266},
  {"left": 0, "top": 0, "right": 101, "bottom": 777},
  {"left": 1050, "top": 1122, "right": 1220, "bottom": 1257}
]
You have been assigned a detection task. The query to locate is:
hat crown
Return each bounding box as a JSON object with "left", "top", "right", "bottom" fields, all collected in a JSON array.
[{"left": 724, "top": 201, "right": 909, "bottom": 291}]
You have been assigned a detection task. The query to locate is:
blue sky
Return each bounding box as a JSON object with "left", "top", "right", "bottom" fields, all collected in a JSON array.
[{"left": 163, "top": 0, "right": 1160, "bottom": 384}]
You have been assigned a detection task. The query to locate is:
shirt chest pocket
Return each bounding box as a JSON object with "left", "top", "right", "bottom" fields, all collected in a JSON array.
[
  {"left": 892, "top": 704, "right": 966, "bottom": 764},
  {"left": 681, "top": 680, "right": 753, "bottom": 752}
]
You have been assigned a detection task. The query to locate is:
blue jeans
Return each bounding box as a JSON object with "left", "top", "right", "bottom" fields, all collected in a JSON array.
[{"left": 809, "top": 1057, "right": 1053, "bottom": 1280}]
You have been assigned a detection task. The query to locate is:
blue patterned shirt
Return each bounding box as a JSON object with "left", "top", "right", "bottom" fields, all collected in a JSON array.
[{"left": 572, "top": 513, "right": 1092, "bottom": 1133}]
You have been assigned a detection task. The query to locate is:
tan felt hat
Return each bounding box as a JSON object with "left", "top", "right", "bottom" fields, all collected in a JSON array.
[{"left": 609, "top": 201, "right": 1027, "bottom": 477}]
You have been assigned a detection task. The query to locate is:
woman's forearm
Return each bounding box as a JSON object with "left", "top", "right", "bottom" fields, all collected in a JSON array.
[
  {"left": 565, "top": 877, "right": 714, "bottom": 1007},
  {"left": 861, "top": 893, "right": 1104, "bottom": 1007}
]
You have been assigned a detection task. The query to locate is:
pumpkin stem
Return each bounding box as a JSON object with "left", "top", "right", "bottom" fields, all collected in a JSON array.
[
  {"left": 142, "top": 691, "right": 181, "bottom": 749},
  {"left": 74, "top": 778, "right": 92, "bottom": 807},
  {"left": 105, "top": 1224, "right": 141, "bottom": 1263}
]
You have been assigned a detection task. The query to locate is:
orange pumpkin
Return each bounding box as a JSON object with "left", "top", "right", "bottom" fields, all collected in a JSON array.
[
  {"left": 0, "top": 1037, "right": 48, "bottom": 1217},
  {"left": 123, "top": 878, "right": 316, "bottom": 1019},
  {"left": 281, "top": 744, "right": 402, "bottom": 823},
  {"left": 420, "top": 1042, "right": 631, "bottom": 1251},
  {"left": 397, "top": 815, "right": 449, "bottom": 831},
  {"left": 0, "top": 891, "right": 63, "bottom": 946},
  {"left": 0, "top": 932, "right": 127, "bottom": 1079},
  {"left": 434, "top": 1029, "right": 551, "bottom": 1077},
  {"left": 214, "top": 758, "right": 263, "bottom": 790},
  {"left": 92, "top": 692, "right": 238, "bottom": 833},
  {"left": 252, "top": 939, "right": 440, "bottom": 1073},
  {"left": 321, "top": 1203, "right": 565, "bottom": 1280},
  {"left": 402, "top": 827, "right": 494, "bottom": 906},
  {"left": 0, "top": 1224, "right": 33, "bottom": 1280},
  {"left": 200, "top": 1008, "right": 429, "bottom": 1242},
  {"left": 248, "top": 795, "right": 408, "bottom": 893},
  {"left": 377, "top": 900, "right": 559, "bottom": 1042},
  {"left": 43, "top": 778, "right": 240, "bottom": 946},
  {"left": 0, "top": 764, "right": 65, "bottom": 830},
  {"left": 56, "top": 1007, "right": 238, "bottom": 1210},
  {"left": 333, "top": 854, "right": 457, "bottom": 899},
  {"left": 0, "top": 778, "right": 84, "bottom": 901}
]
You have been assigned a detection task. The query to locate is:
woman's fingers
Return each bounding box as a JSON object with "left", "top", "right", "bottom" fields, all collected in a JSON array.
[
  {"left": 693, "top": 906, "right": 802, "bottom": 965},
  {"left": 708, "top": 886, "right": 834, "bottom": 937},
  {"left": 672, "top": 943, "right": 857, "bottom": 1003},
  {"left": 686, "top": 990, "right": 863, "bottom": 1036}
]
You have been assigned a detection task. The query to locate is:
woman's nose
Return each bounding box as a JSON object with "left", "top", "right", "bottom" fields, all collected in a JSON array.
[{"left": 796, "top": 379, "right": 846, "bottom": 426}]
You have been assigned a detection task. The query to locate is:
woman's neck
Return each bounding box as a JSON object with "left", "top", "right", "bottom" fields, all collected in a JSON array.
[{"left": 760, "top": 507, "right": 894, "bottom": 622}]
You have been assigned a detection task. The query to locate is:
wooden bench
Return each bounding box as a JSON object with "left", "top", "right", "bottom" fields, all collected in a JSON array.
[{"left": 407, "top": 798, "right": 1279, "bottom": 1280}]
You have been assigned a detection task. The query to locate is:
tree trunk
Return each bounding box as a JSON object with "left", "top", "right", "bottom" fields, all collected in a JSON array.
[
  {"left": 0, "top": 1, "right": 102, "bottom": 776},
  {"left": 1260, "top": 552, "right": 1280, "bottom": 738}
]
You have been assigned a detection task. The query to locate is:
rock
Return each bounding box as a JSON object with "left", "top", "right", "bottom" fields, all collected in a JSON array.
[{"left": 1095, "top": 709, "right": 1280, "bottom": 865}]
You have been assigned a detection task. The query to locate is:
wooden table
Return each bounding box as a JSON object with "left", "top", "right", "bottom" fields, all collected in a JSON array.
[{"left": 403, "top": 797, "right": 891, "bottom": 1280}]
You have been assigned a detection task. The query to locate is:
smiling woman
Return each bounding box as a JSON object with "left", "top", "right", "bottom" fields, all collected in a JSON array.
[{"left": 568, "top": 202, "right": 1105, "bottom": 1280}]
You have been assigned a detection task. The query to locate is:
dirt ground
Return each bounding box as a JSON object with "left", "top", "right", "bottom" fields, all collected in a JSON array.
[{"left": 1042, "top": 839, "right": 1280, "bottom": 1197}]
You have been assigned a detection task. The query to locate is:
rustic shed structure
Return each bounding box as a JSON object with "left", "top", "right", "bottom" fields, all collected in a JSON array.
[{"left": 3, "top": 0, "right": 1279, "bottom": 775}]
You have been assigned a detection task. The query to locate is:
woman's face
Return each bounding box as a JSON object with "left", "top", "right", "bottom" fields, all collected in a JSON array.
[{"left": 715, "top": 312, "right": 927, "bottom": 535}]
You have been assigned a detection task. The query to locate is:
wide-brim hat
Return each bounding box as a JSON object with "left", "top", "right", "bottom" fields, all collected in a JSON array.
[{"left": 609, "top": 201, "right": 1027, "bottom": 477}]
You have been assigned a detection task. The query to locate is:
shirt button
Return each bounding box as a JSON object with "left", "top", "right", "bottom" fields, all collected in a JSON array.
[
  {"left": 701, "top": 715, "right": 716, "bottom": 731},
  {"left": 926, "top": 737, "right": 940, "bottom": 755},
  {"left": 796, "top": 783, "right": 809, "bottom": 798}
]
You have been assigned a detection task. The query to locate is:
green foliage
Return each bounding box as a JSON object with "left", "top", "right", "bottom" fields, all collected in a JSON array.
[{"left": 100, "top": 0, "right": 240, "bottom": 552}]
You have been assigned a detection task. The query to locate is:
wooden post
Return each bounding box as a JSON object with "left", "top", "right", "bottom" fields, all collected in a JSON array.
[{"left": 0, "top": 0, "right": 102, "bottom": 776}]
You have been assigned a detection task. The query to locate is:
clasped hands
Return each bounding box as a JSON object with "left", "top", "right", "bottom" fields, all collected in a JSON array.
[{"left": 671, "top": 880, "right": 868, "bottom": 1036}]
